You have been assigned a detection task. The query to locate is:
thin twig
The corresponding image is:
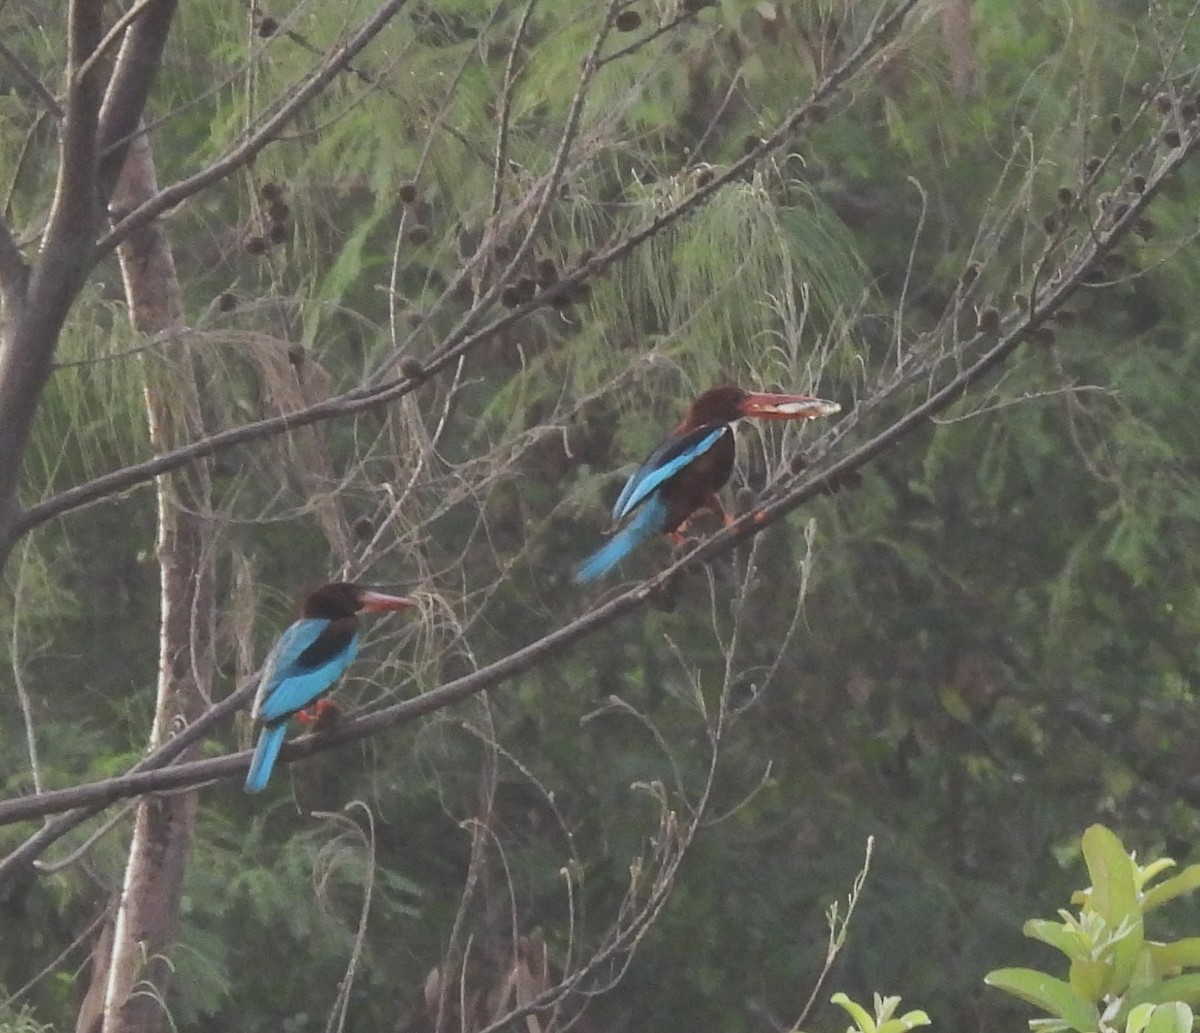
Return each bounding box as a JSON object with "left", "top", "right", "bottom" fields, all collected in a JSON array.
[
  {"left": 386, "top": 0, "right": 508, "bottom": 348},
  {"left": 35, "top": 800, "right": 139, "bottom": 874},
  {"left": 75, "top": 0, "right": 158, "bottom": 86},
  {"left": 0, "top": 679, "right": 257, "bottom": 885},
  {"left": 318, "top": 803, "right": 376, "bottom": 1033},
  {"left": 0, "top": 146, "right": 1179, "bottom": 843},
  {"left": 10, "top": 0, "right": 924, "bottom": 543},
  {"left": 490, "top": 0, "right": 538, "bottom": 219},
  {"left": 0, "top": 37, "right": 64, "bottom": 117},
  {"left": 789, "top": 836, "right": 875, "bottom": 1032},
  {"left": 98, "top": 0, "right": 413, "bottom": 253},
  {"left": 433, "top": 699, "right": 499, "bottom": 1033},
  {"left": 596, "top": 7, "right": 698, "bottom": 68},
  {"left": 399, "top": 0, "right": 623, "bottom": 383},
  {"left": 0, "top": 906, "right": 108, "bottom": 1009}
]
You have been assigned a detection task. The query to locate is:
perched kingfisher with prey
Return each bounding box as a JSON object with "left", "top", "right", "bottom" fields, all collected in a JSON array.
[
  {"left": 575, "top": 386, "right": 840, "bottom": 583},
  {"left": 244, "top": 582, "right": 416, "bottom": 793}
]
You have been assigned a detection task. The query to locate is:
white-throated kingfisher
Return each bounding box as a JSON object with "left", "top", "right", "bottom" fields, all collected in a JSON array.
[
  {"left": 576, "top": 386, "right": 840, "bottom": 583},
  {"left": 244, "top": 582, "right": 416, "bottom": 793}
]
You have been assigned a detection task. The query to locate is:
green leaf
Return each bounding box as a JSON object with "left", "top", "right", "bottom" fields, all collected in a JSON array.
[
  {"left": 939, "top": 684, "right": 974, "bottom": 722},
  {"left": 1148, "top": 938, "right": 1200, "bottom": 975},
  {"left": 1126, "top": 1003, "right": 1157, "bottom": 1033},
  {"left": 984, "top": 968, "right": 1100, "bottom": 1033},
  {"left": 1081, "top": 826, "right": 1135, "bottom": 923},
  {"left": 1069, "top": 958, "right": 1111, "bottom": 1004},
  {"left": 1025, "top": 918, "right": 1085, "bottom": 960},
  {"left": 1118, "top": 974, "right": 1200, "bottom": 1024},
  {"left": 1081, "top": 824, "right": 1143, "bottom": 993},
  {"left": 831, "top": 992, "right": 878, "bottom": 1033},
  {"left": 1138, "top": 859, "right": 1177, "bottom": 889},
  {"left": 1142, "top": 866, "right": 1200, "bottom": 913},
  {"left": 1144, "top": 1003, "right": 1194, "bottom": 1033},
  {"left": 877, "top": 1011, "right": 932, "bottom": 1033}
]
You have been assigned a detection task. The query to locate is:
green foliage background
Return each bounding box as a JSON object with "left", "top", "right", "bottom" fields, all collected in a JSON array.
[{"left": 4, "top": 1, "right": 1200, "bottom": 1032}]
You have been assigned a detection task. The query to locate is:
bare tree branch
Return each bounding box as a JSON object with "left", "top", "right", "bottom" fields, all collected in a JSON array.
[
  {"left": 34, "top": 0, "right": 104, "bottom": 306},
  {"left": 94, "top": 0, "right": 178, "bottom": 203},
  {"left": 420, "top": 0, "right": 619, "bottom": 360},
  {"left": 77, "top": 0, "right": 166, "bottom": 91},
  {"left": 11, "top": 380, "right": 413, "bottom": 538},
  {"left": 490, "top": 0, "right": 539, "bottom": 219},
  {"left": 1, "top": 155, "right": 1184, "bottom": 839},
  {"left": 97, "top": 124, "right": 215, "bottom": 1033},
  {"left": 97, "top": 0, "right": 412, "bottom": 255},
  {"left": 0, "top": 0, "right": 105, "bottom": 558},
  {"left": 596, "top": 6, "right": 701, "bottom": 69},
  {"left": 9, "top": 0, "right": 923, "bottom": 545},
  {"left": 0, "top": 38, "right": 64, "bottom": 117},
  {"left": 0, "top": 682, "right": 255, "bottom": 889},
  {"left": 1, "top": 7, "right": 1185, "bottom": 908}
]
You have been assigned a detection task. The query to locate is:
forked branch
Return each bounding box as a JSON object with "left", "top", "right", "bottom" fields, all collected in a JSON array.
[
  {"left": 10, "top": 0, "right": 921, "bottom": 545},
  {"left": 2, "top": 147, "right": 1190, "bottom": 855}
]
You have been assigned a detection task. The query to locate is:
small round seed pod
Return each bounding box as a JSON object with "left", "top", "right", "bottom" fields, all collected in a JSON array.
[{"left": 977, "top": 307, "right": 1001, "bottom": 333}]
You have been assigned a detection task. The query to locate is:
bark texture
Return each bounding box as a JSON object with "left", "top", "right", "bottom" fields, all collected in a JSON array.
[{"left": 96, "top": 131, "right": 215, "bottom": 1033}]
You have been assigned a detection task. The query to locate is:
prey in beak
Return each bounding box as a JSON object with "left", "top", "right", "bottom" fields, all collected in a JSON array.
[{"left": 738, "top": 392, "right": 842, "bottom": 421}]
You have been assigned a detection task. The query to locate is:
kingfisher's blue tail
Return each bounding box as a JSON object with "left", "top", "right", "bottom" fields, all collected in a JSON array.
[
  {"left": 245, "top": 723, "right": 288, "bottom": 794},
  {"left": 575, "top": 496, "right": 667, "bottom": 584}
]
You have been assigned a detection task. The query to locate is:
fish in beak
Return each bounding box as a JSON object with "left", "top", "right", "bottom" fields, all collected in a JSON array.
[{"left": 738, "top": 392, "right": 842, "bottom": 421}]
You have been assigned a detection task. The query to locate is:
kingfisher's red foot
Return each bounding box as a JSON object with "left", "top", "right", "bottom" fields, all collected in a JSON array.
[
  {"left": 297, "top": 698, "right": 343, "bottom": 730},
  {"left": 669, "top": 518, "right": 696, "bottom": 544},
  {"left": 752, "top": 510, "right": 768, "bottom": 525}
]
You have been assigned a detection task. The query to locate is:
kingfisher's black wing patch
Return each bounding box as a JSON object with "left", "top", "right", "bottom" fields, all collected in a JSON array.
[
  {"left": 612, "top": 424, "right": 730, "bottom": 520},
  {"left": 251, "top": 616, "right": 361, "bottom": 724},
  {"left": 295, "top": 616, "right": 357, "bottom": 670}
]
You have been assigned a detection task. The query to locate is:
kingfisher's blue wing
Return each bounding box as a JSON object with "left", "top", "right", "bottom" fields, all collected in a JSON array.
[
  {"left": 252, "top": 618, "right": 360, "bottom": 724},
  {"left": 612, "top": 425, "right": 729, "bottom": 521},
  {"left": 576, "top": 493, "right": 669, "bottom": 583}
]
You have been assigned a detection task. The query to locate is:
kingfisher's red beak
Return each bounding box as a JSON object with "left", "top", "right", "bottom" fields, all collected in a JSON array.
[
  {"left": 357, "top": 591, "right": 418, "bottom": 613},
  {"left": 738, "top": 392, "right": 841, "bottom": 421}
]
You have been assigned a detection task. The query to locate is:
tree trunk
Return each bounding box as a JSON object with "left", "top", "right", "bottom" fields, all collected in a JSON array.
[{"left": 94, "top": 131, "right": 215, "bottom": 1033}]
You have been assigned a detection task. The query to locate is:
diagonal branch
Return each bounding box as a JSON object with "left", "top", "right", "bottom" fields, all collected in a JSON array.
[
  {"left": 396, "top": 0, "right": 621, "bottom": 377},
  {"left": 10, "top": 0, "right": 922, "bottom": 545},
  {"left": 97, "top": 0, "right": 412, "bottom": 254},
  {"left": 12, "top": 386, "right": 403, "bottom": 537},
  {"left": 0, "top": 0, "right": 105, "bottom": 559},
  {"left": 0, "top": 157, "right": 1180, "bottom": 864},
  {"left": 94, "top": 0, "right": 178, "bottom": 203},
  {"left": 489, "top": 0, "right": 538, "bottom": 219},
  {"left": 596, "top": 6, "right": 701, "bottom": 69},
  {"left": 26, "top": 0, "right": 104, "bottom": 316},
  {"left": 0, "top": 38, "right": 64, "bottom": 118},
  {"left": 0, "top": 681, "right": 255, "bottom": 889},
  {"left": 77, "top": 0, "right": 165, "bottom": 90}
]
